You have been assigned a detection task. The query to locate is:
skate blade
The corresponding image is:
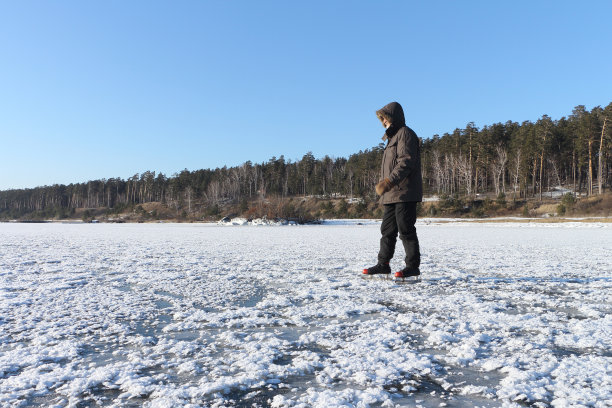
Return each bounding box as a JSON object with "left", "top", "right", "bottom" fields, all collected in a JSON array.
[
  {"left": 393, "top": 277, "right": 421, "bottom": 284},
  {"left": 361, "top": 274, "right": 392, "bottom": 280}
]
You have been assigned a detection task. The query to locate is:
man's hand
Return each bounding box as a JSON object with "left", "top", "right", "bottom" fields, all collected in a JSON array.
[{"left": 375, "top": 178, "right": 393, "bottom": 195}]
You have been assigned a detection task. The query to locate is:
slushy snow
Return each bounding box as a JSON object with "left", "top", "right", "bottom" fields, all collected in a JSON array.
[{"left": 0, "top": 221, "right": 610, "bottom": 407}]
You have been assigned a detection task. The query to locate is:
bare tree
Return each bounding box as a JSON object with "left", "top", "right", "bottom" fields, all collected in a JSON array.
[
  {"left": 206, "top": 181, "right": 221, "bottom": 204},
  {"left": 431, "top": 150, "right": 443, "bottom": 194},
  {"left": 456, "top": 154, "right": 472, "bottom": 196},
  {"left": 185, "top": 186, "right": 193, "bottom": 214},
  {"left": 548, "top": 158, "right": 562, "bottom": 191},
  {"left": 511, "top": 148, "right": 522, "bottom": 200},
  {"left": 444, "top": 154, "right": 456, "bottom": 195},
  {"left": 599, "top": 117, "right": 608, "bottom": 194},
  {"left": 491, "top": 145, "right": 508, "bottom": 195},
  {"left": 588, "top": 137, "right": 594, "bottom": 196}
]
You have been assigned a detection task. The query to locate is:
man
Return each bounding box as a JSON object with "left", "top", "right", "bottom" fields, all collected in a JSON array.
[{"left": 363, "top": 101, "right": 422, "bottom": 279}]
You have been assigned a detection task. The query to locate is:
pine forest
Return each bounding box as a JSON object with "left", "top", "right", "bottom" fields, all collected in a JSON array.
[{"left": 2, "top": 103, "right": 611, "bottom": 221}]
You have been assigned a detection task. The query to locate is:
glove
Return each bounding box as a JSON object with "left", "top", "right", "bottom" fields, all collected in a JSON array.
[{"left": 375, "top": 178, "right": 393, "bottom": 196}]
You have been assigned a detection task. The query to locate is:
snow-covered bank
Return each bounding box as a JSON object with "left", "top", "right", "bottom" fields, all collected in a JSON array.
[
  {"left": 1, "top": 223, "right": 610, "bottom": 407},
  {"left": 215, "top": 217, "right": 612, "bottom": 227}
]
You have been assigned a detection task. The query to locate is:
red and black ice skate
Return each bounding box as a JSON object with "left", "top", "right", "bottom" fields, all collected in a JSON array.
[{"left": 394, "top": 267, "right": 421, "bottom": 283}]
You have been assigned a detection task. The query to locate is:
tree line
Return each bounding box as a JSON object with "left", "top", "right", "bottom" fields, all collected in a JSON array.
[
  {"left": 423, "top": 104, "right": 611, "bottom": 201},
  {"left": 1, "top": 103, "right": 610, "bottom": 220}
]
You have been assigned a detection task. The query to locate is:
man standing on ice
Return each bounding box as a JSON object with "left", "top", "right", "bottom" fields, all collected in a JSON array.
[{"left": 363, "top": 101, "right": 423, "bottom": 280}]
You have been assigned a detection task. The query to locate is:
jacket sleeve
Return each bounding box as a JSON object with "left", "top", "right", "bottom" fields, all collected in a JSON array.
[{"left": 388, "top": 128, "right": 419, "bottom": 185}]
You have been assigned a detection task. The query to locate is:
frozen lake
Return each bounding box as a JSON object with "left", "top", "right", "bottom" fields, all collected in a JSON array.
[{"left": 1, "top": 221, "right": 611, "bottom": 407}]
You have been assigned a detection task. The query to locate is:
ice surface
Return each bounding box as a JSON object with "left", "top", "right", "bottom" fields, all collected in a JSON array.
[{"left": 0, "top": 221, "right": 610, "bottom": 407}]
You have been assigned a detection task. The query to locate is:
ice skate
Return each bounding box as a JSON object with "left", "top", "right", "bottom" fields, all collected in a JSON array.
[
  {"left": 394, "top": 267, "right": 420, "bottom": 283},
  {"left": 362, "top": 263, "right": 391, "bottom": 279}
]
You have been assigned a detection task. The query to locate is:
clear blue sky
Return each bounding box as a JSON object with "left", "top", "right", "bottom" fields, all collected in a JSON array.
[{"left": 1, "top": 1, "right": 611, "bottom": 190}]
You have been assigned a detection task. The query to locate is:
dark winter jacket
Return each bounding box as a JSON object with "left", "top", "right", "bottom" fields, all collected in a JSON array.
[{"left": 377, "top": 102, "right": 423, "bottom": 204}]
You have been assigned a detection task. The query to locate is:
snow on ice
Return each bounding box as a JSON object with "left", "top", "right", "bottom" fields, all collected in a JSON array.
[{"left": 0, "top": 221, "right": 610, "bottom": 407}]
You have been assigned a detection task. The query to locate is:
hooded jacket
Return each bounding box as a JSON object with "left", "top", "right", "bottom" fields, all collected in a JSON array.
[{"left": 376, "top": 102, "right": 423, "bottom": 203}]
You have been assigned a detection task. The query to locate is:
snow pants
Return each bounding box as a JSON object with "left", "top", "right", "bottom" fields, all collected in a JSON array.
[{"left": 378, "top": 202, "right": 420, "bottom": 269}]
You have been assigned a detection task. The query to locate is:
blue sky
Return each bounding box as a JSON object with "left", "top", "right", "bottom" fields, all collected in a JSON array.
[{"left": 1, "top": 1, "right": 611, "bottom": 190}]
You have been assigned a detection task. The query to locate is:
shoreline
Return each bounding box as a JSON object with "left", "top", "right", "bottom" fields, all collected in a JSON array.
[{"left": 2, "top": 216, "right": 611, "bottom": 225}]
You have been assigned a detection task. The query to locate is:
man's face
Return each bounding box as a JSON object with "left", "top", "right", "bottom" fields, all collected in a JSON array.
[{"left": 382, "top": 118, "right": 391, "bottom": 128}]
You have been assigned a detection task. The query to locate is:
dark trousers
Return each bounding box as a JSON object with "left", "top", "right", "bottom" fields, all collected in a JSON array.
[{"left": 378, "top": 202, "right": 420, "bottom": 268}]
